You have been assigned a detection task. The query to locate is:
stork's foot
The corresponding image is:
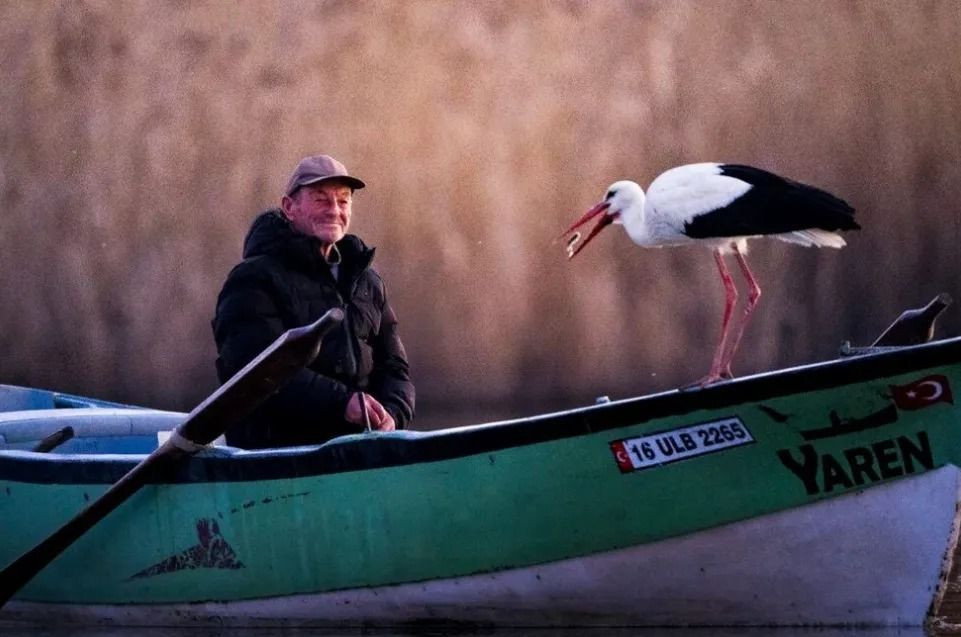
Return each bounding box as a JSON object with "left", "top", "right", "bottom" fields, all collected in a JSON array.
[{"left": 680, "top": 368, "right": 734, "bottom": 390}]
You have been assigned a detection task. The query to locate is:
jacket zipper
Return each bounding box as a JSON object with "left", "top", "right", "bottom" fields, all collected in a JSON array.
[{"left": 341, "top": 262, "right": 369, "bottom": 388}]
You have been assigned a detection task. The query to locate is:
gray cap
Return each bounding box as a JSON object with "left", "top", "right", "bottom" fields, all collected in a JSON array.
[{"left": 284, "top": 154, "right": 366, "bottom": 196}]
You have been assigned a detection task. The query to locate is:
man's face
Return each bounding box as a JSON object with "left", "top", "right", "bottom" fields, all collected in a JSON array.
[{"left": 282, "top": 182, "right": 353, "bottom": 245}]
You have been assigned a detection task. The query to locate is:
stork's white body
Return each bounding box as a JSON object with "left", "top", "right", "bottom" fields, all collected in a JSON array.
[{"left": 610, "top": 163, "right": 847, "bottom": 253}]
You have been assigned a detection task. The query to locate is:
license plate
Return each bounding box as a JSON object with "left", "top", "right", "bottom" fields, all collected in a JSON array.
[{"left": 610, "top": 416, "right": 755, "bottom": 473}]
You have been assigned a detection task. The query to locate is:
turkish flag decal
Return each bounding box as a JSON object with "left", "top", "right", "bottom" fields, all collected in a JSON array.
[
  {"left": 890, "top": 375, "right": 954, "bottom": 411},
  {"left": 610, "top": 440, "right": 635, "bottom": 473}
]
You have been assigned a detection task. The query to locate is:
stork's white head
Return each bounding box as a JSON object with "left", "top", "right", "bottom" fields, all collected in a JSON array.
[{"left": 561, "top": 181, "right": 644, "bottom": 258}]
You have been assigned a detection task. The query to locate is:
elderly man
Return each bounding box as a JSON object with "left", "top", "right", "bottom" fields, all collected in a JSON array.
[{"left": 212, "top": 154, "right": 415, "bottom": 448}]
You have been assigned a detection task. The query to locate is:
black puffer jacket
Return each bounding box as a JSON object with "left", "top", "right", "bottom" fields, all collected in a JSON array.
[{"left": 212, "top": 210, "right": 415, "bottom": 448}]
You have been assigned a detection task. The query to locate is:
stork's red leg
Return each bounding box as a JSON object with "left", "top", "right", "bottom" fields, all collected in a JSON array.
[
  {"left": 721, "top": 246, "right": 762, "bottom": 378},
  {"left": 686, "top": 249, "right": 738, "bottom": 388}
]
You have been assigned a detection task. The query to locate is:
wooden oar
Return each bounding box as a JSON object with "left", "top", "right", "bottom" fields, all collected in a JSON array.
[{"left": 0, "top": 307, "right": 344, "bottom": 607}]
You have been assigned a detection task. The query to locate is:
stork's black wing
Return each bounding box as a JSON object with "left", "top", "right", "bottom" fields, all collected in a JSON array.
[{"left": 683, "top": 164, "right": 859, "bottom": 239}]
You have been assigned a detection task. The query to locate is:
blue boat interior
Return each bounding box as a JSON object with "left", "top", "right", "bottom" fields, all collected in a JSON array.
[
  {"left": 0, "top": 384, "right": 499, "bottom": 459},
  {"left": 0, "top": 382, "right": 524, "bottom": 484},
  {"left": 0, "top": 384, "right": 188, "bottom": 455},
  {"left": 0, "top": 376, "right": 643, "bottom": 484}
]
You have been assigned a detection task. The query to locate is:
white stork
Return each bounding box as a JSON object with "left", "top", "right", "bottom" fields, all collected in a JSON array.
[{"left": 561, "top": 163, "right": 859, "bottom": 387}]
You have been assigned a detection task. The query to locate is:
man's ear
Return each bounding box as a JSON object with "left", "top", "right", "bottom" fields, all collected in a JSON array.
[{"left": 280, "top": 195, "right": 294, "bottom": 218}]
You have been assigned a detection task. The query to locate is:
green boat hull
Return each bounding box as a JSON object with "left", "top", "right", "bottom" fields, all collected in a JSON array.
[{"left": 3, "top": 338, "right": 961, "bottom": 626}]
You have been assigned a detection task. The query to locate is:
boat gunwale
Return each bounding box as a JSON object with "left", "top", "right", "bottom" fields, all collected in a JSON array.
[{"left": 3, "top": 336, "right": 961, "bottom": 485}]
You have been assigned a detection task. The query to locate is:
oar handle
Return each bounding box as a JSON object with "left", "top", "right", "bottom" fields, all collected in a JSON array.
[{"left": 0, "top": 308, "right": 344, "bottom": 607}]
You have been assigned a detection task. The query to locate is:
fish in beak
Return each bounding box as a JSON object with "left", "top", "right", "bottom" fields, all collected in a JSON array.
[{"left": 560, "top": 200, "right": 614, "bottom": 258}]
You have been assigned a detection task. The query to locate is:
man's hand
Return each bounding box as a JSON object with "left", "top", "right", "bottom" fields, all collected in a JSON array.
[{"left": 345, "top": 392, "right": 396, "bottom": 432}]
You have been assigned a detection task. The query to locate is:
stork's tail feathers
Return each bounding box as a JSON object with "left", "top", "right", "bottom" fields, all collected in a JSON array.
[
  {"left": 769, "top": 181, "right": 859, "bottom": 249},
  {"left": 776, "top": 229, "right": 848, "bottom": 248},
  {"left": 790, "top": 183, "right": 860, "bottom": 232}
]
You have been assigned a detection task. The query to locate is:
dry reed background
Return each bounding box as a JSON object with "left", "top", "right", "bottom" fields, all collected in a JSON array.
[{"left": 1, "top": 0, "right": 960, "bottom": 427}]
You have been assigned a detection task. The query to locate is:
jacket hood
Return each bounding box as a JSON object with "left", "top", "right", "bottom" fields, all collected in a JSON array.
[{"left": 242, "top": 209, "right": 373, "bottom": 269}]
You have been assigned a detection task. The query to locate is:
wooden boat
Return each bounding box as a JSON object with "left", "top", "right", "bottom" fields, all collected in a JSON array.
[{"left": 3, "top": 333, "right": 961, "bottom": 629}]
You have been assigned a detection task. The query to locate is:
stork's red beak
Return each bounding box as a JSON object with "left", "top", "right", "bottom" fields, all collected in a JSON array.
[{"left": 560, "top": 201, "right": 613, "bottom": 259}]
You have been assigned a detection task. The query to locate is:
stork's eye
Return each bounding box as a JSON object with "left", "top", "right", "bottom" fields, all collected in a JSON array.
[{"left": 605, "top": 190, "right": 615, "bottom": 200}]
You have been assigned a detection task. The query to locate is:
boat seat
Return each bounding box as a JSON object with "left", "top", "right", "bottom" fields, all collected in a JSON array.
[{"left": 0, "top": 408, "right": 186, "bottom": 454}]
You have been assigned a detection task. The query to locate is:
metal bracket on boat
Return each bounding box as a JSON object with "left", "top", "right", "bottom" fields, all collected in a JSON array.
[
  {"left": 839, "top": 341, "right": 908, "bottom": 357},
  {"left": 840, "top": 292, "right": 952, "bottom": 357}
]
